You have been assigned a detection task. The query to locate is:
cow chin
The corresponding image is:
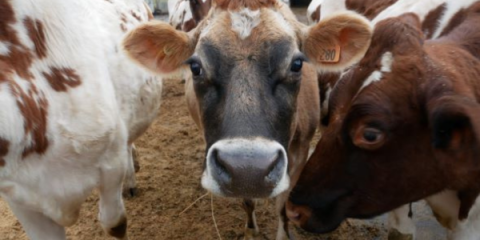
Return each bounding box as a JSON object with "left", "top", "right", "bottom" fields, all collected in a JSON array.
[
  {"left": 287, "top": 192, "right": 354, "bottom": 234},
  {"left": 299, "top": 214, "right": 344, "bottom": 234},
  {"left": 201, "top": 138, "right": 290, "bottom": 198},
  {"left": 286, "top": 203, "right": 347, "bottom": 235}
]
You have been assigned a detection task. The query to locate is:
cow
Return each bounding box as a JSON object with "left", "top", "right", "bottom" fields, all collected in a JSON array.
[
  {"left": 122, "top": 0, "right": 376, "bottom": 238},
  {"left": 311, "top": 0, "right": 477, "bottom": 239},
  {"left": 309, "top": 1, "right": 466, "bottom": 238},
  {"left": 287, "top": 1, "right": 480, "bottom": 240},
  {"left": 0, "top": 0, "right": 162, "bottom": 239},
  {"left": 306, "top": 0, "right": 398, "bottom": 25},
  {"left": 168, "top": 0, "right": 212, "bottom": 32}
]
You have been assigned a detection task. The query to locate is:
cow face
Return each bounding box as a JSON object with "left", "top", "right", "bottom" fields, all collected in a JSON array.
[
  {"left": 288, "top": 14, "right": 480, "bottom": 233},
  {"left": 123, "top": 0, "right": 372, "bottom": 198}
]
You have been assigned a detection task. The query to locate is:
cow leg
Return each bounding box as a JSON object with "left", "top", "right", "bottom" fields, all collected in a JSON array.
[
  {"left": 123, "top": 144, "right": 138, "bottom": 198},
  {"left": 387, "top": 205, "right": 415, "bottom": 240},
  {"left": 424, "top": 190, "right": 459, "bottom": 239},
  {"left": 98, "top": 135, "right": 129, "bottom": 240},
  {"left": 242, "top": 199, "right": 259, "bottom": 240},
  {"left": 275, "top": 191, "right": 294, "bottom": 240},
  {"left": 7, "top": 200, "right": 66, "bottom": 240}
]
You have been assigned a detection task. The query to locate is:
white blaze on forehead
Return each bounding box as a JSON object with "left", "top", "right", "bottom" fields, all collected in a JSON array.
[
  {"left": 380, "top": 51, "right": 394, "bottom": 72},
  {"left": 358, "top": 51, "right": 394, "bottom": 93},
  {"left": 230, "top": 8, "right": 261, "bottom": 39}
]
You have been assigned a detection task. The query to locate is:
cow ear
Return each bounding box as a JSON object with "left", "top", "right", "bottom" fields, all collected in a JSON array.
[
  {"left": 302, "top": 11, "right": 372, "bottom": 72},
  {"left": 428, "top": 95, "right": 480, "bottom": 162},
  {"left": 122, "top": 21, "right": 196, "bottom": 75}
]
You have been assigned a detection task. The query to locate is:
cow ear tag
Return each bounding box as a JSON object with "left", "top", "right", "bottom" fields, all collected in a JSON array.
[{"left": 318, "top": 44, "right": 341, "bottom": 63}]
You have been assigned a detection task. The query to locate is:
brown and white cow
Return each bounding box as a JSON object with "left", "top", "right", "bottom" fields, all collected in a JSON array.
[
  {"left": 306, "top": 0, "right": 398, "bottom": 25},
  {"left": 313, "top": 0, "right": 448, "bottom": 127},
  {"left": 123, "top": 0, "right": 374, "bottom": 238},
  {"left": 0, "top": 0, "right": 161, "bottom": 239},
  {"left": 168, "top": 0, "right": 212, "bottom": 31},
  {"left": 287, "top": 1, "right": 480, "bottom": 239},
  {"left": 308, "top": 0, "right": 479, "bottom": 239}
]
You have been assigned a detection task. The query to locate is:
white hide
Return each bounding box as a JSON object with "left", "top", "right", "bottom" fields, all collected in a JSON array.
[
  {"left": 432, "top": 0, "right": 479, "bottom": 38},
  {"left": 0, "top": 0, "right": 162, "bottom": 239},
  {"left": 372, "top": 0, "right": 446, "bottom": 26},
  {"left": 168, "top": 0, "right": 194, "bottom": 30}
]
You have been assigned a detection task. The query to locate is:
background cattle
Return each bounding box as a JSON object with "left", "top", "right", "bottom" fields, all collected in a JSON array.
[
  {"left": 288, "top": 1, "right": 480, "bottom": 240},
  {"left": 306, "top": 0, "right": 397, "bottom": 25},
  {"left": 168, "top": 0, "right": 212, "bottom": 32},
  {"left": 0, "top": 0, "right": 162, "bottom": 239}
]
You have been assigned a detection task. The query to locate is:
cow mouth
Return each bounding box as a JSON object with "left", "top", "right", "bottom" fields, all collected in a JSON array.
[
  {"left": 287, "top": 190, "right": 354, "bottom": 234},
  {"left": 288, "top": 205, "right": 346, "bottom": 234}
]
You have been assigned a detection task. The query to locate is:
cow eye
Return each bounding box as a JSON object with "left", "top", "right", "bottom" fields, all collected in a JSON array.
[
  {"left": 352, "top": 126, "right": 385, "bottom": 150},
  {"left": 190, "top": 61, "right": 202, "bottom": 76},
  {"left": 363, "top": 130, "right": 379, "bottom": 142},
  {"left": 290, "top": 58, "right": 303, "bottom": 73}
]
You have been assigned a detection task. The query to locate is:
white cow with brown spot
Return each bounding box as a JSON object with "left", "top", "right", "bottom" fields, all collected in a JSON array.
[{"left": 0, "top": 0, "right": 162, "bottom": 239}]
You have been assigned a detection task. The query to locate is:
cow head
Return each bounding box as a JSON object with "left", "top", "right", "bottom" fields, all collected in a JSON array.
[
  {"left": 287, "top": 13, "right": 480, "bottom": 233},
  {"left": 123, "top": 0, "right": 372, "bottom": 198}
]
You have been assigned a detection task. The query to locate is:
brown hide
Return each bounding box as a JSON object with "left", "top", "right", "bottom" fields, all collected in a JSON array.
[{"left": 288, "top": 2, "right": 480, "bottom": 234}]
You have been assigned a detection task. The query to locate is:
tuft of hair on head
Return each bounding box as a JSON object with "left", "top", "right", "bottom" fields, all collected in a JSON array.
[
  {"left": 303, "top": 11, "right": 373, "bottom": 73},
  {"left": 215, "top": 0, "right": 277, "bottom": 11},
  {"left": 122, "top": 21, "right": 196, "bottom": 76}
]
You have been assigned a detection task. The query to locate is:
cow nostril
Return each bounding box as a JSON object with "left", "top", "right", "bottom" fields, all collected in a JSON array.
[
  {"left": 265, "top": 150, "right": 284, "bottom": 185},
  {"left": 211, "top": 149, "right": 232, "bottom": 184}
]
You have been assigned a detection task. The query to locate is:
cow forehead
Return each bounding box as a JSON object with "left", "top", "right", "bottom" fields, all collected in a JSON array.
[{"left": 198, "top": 6, "right": 296, "bottom": 51}]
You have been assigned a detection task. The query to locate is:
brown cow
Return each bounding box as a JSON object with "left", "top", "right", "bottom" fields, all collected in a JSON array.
[
  {"left": 123, "top": 0, "right": 372, "bottom": 238},
  {"left": 287, "top": 1, "right": 480, "bottom": 239}
]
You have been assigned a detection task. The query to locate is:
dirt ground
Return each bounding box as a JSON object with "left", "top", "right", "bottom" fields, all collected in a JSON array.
[{"left": 0, "top": 8, "right": 446, "bottom": 240}]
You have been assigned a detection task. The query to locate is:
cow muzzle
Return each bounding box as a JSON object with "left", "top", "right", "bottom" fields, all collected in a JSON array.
[{"left": 202, "top": 138, "right": 289, "bottom": 198}]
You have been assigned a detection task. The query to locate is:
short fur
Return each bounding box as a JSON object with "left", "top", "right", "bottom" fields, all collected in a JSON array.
[
  {"left": 0, "top": 0, "right": 162, "bottom": 239},
  {"left": 288, "top": 2, "right": 480, "bottom": 238}
]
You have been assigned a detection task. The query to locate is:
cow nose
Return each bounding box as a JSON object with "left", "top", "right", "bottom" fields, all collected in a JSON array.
[
  {"left": 286, "top": 200, "right": 312, "bottom": 227},
  {"left": 202, "top": 138, "right": 289, "bottom": 198},
  {"left": 213, "top": 147, "right": 283, "bottom": 185}
]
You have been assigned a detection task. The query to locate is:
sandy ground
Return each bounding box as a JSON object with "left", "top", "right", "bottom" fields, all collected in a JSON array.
[{"left": 0, "top": 8, "right": 447, "bottom": 240}]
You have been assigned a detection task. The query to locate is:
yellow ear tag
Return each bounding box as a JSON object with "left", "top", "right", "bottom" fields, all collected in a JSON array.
[
  {"left": 318, "top": 44, "right": 341, "bottom": 63},
  {"left": 163, "top": 45, "right": 174, "bottom": 56}
]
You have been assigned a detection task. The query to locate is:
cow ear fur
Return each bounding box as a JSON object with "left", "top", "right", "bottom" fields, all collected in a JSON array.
[
  {"left": 428, "top": 95, "right": 480, "bottom": 164},
  {"left": 122, "top": 21, "right": 196, "bottom": 75},
  {"left": 302, "top": 11, "right": 373, "bottom": 72}
]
